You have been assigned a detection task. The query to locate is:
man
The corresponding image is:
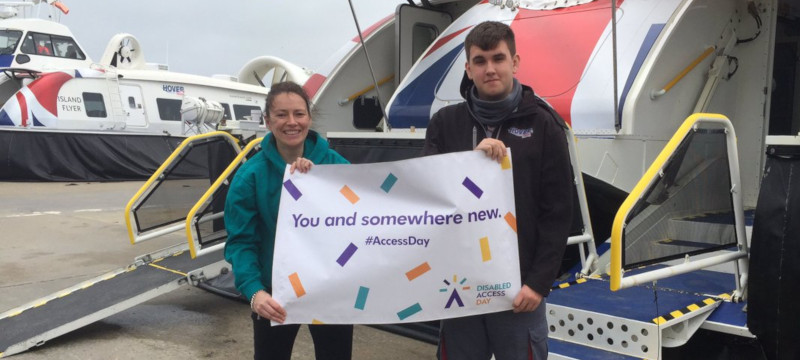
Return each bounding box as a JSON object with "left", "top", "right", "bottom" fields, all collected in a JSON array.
[{"left": 423, "top": 21, "right": 573, "bottom": 359}]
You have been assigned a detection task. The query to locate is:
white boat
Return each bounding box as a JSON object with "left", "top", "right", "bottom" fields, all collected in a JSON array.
[{"left": 0, "top": 0, "right": 310, "bottom": 181}]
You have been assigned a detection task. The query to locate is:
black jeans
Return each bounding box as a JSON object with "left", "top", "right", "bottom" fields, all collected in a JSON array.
[{"left": 251, "top": 312, "right": 353, "bottom": 360}]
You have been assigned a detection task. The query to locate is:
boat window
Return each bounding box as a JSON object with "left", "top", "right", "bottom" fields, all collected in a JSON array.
[
  {"left": 156, "top": 98, "right": 182, "bottom": 121},
  {"left": 128, "top": 96, "right": 136, "bottom": 109},
  {"left": 0, "top": 30, "right": 22, "bottom": 55},
  {"left": 19, "top": 32, "right": 85, "bottom": 60},
  {"left": 32, "top": 33, "right": 53, "bottom": 56},
  {"left": 19, "top": 34, "right": 34, "bottom": 54},
  {"left": 82, "top": 92, "right": 107, "bottom": 118},
  {"left": 220, "top": 103, "right": 232, "bottom": 120},
  {"left": 233, "top": 104, "right": 263, "bottom": 123},
  {"left": 51, "top": 35, "right": 84, "bottom": 60}
]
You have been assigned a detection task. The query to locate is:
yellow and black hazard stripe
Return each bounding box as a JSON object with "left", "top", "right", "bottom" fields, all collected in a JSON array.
[
  {"left": 652, "top": 297, "right": 719, "bottom": 325},
  {"left": 551, "top": 277, "right": 589, "bottom": 290},
  {"left": 551, "top": 274, "right": 605, "bottom": 291}
]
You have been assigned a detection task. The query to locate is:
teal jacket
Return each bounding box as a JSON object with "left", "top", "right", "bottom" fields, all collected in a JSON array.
[{"left": 224, "top": 131, "right": 349, "bottom": 300}]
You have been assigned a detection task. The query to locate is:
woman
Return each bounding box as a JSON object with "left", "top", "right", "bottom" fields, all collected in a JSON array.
[{"left": 224, "top": 81, "right": 352, "bottom": 360}]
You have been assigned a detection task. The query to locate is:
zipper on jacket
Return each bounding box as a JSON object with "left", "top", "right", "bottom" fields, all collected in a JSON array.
[{"left": 472, "top": 123, "right": 505, "bottom": 149}]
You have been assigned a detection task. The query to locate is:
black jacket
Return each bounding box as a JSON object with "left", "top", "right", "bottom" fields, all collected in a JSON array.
[{"left": 423, "top": 80, "right": 573, "bottom": 297}]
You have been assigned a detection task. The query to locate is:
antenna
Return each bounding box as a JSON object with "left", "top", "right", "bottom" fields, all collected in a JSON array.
[
  {"left": 612, "top": 0, "right": 620, "bottom": 132},
  {"left": 347, "top": 0, "right": 391, "bottom": 131}
]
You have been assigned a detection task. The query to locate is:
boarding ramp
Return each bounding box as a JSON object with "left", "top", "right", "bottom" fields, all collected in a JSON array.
[
  {"left": 0, "top": 132, "right": 251, "bottom": 357},
  {"left": 0, "top": 245, "right": 226, "bottom": 358},
  {"left": 547, "top": 113, "right": 751, "bottom": 359}
]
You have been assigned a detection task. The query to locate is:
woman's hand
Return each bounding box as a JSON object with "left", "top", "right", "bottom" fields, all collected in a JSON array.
[
  {"left": 475, "top": 138, "right": 507, "bottom": 163},
  {"left": 290, "top": 157, "right": 313, "bottom": 174},
  {"left": 252, "top": 290, "right": 287, "bottom": 324}
]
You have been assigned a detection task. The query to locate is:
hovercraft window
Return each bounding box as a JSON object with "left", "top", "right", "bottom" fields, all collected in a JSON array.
[
  {"left": 157, "top": 98, "right": 182, "bottom": 121},
  {"left": 82, "top": 92, "right": 107, "bottom": 118},
  {"left": 20, "top": 32, "right": 85, "bottom": 60},
  {"left": 0, "top": 30, "right": 22, "bottom": 55},
  {"left": 233, "top": 104, "right": 263, "bottom": 124}
]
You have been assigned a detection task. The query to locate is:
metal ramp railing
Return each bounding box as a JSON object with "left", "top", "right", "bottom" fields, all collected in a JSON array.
[{"left": 610, "top": 113, "right": 748, "bottom": 297}]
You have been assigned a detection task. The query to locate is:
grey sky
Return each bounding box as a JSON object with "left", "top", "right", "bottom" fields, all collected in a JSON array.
[{"left": 56, "top": 1, "right": 398, "bottom": 78}]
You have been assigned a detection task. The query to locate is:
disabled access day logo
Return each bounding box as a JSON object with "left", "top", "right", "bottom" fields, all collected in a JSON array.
[{"left": 440, "top": 274, "right": 470, "bottom": 308}]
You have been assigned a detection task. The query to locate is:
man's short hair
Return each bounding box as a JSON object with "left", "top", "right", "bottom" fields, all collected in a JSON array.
[{"left": 464, "top": 21, "right": 516, "bottom": 60}]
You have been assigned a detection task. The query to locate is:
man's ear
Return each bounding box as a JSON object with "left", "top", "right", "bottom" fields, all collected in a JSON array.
[
  {"left": 465, "top": 61, "right": 474, "bottom": 80},
  {"left": 512, "top": 53, "right": 520, "bottom": 74}
]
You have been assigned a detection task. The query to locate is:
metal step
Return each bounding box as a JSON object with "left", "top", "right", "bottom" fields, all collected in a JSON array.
[{"left": 547, "top": 268, "right": 748, "bottom": 359}]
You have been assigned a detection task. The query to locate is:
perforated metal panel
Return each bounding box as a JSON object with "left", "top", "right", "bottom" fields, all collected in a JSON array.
[{"left": 547, "top": 304, "right": 661, "bottom": 359}]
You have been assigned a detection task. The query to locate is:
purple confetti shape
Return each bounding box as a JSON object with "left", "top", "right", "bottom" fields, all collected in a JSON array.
[
  {"left": 462, "top": 177, "right": 483, "bottom": 199},
  {"left": 336, "top": 243, "right": 358, "bottom": 267},
  {"left": 283, "top": 179, "right": 302, "bottom": 201}
]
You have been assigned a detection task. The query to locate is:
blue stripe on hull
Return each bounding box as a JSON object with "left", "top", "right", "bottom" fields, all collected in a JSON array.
[
  {"left": 0, "top": 110, "right": 14, "bottom": 126},
  {"left": 389, "top": 45, "right": 464, "bottom": 129}
]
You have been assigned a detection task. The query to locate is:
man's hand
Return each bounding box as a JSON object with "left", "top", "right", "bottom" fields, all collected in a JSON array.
[
  {"left": 512, "top": 285, "right": 543, "bottom": 313},
  {"left": 475, "top": 138, "right": 507, "bottom": 163},
  {"left": 290, "top": 157, "right": 313, "bottom": 174},
  {"left": 252, "top": 290, "right": 287, "bottom": 323}
]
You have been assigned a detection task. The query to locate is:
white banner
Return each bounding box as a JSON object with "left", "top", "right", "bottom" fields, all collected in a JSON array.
[{"left": 272, "top": 150, "right": 521, "bottom": 324}]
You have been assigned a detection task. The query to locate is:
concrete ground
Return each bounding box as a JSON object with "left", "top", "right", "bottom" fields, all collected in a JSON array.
[{"left": 0, "top": 181, "right": 437, "bottom": 359}]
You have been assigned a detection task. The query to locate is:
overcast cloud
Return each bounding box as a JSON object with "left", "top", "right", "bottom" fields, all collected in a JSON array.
[{"left": 53, "top": 1, "right": 398, "bottom": 77}]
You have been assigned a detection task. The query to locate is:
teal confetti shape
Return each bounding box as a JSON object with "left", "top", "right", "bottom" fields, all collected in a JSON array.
[
  {"left": 381, "top": 173, "right": 398, "bottom": 193},
  {"left": 397, "top": 303, "right": 422, "bottom": 320},
  {"left": 354, "top": 286, "right": 369, "bottom": 310}
]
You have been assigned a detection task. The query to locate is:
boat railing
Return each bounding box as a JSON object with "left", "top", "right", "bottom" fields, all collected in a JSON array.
[
  {"left": 124, "top": 131, "right": 243, "bottom": 246},
  {"left": 609, "top": 113, "right": 749, "bottom": 300}
]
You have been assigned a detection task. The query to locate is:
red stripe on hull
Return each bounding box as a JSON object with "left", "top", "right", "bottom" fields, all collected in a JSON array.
[
  {"left": 352, "top": 14, "right": 394, "bottom": 42},
  {"left": 303, "top": 73, "right": 327, "bottom": 99},
  {"left": 424, "top": 26, "right": 473, "bottom": 60},
  {"left": 511, "top": 0, "right": 622, "bottom": 125},
  {"left": 16, "top": 92, "right": 27, "bottom": 127},
  {"left": 27, "top": 72, "right": 73, "bottom": 116}
]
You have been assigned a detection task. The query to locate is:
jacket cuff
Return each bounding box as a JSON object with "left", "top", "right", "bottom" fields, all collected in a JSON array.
[
  {"left": 242, "top": 282, "right": 266, "bottom": 301},
  {"left": 523, "top": 276, "right": 551, "bottom": 298}
]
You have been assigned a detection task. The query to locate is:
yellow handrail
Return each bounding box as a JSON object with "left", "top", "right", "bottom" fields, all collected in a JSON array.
[
  {"left": 610, "top": 113, "right": 730, "bottom": 291},
  {"left": 124, "top": 131, "right": 240, "bottom": 245},
  {"left": 340, "top": 74, "right": 394, "bottom": 104},
  {"left": 185, "top": 137, "right": 264, "bottom": 258},
  {"left": 650, "top": 46, "right": 715, "bottom": 99}
]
